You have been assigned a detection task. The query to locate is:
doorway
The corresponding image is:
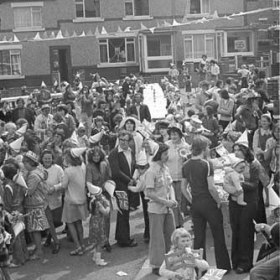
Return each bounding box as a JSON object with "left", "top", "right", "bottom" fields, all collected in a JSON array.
[{"left": 50, "top": 46, "right": 72, "bottom": 84}]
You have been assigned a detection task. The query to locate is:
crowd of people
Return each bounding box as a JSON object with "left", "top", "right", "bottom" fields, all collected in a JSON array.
[{"left": 0, "top": 57, "right": 278, "bottom": 280}]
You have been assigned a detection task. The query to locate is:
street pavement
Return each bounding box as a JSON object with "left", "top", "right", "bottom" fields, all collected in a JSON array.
[{"left": 10, "top": 206, "right": 261, "bottom": 280}]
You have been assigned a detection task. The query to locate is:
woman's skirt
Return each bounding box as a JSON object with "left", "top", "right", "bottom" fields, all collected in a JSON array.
[
  {"left": 61, "top": 201, "right": 88, "bottom": 223},
  {"left": 25, "top": 207, "right": 49, "bottom": 232}
]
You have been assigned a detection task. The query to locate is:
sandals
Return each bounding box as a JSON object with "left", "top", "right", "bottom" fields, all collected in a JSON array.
[{"left": 70, "top": 247, "right": 83, "bottom": 256}]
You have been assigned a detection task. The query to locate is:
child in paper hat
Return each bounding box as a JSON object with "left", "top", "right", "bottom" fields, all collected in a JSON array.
[
  {"left": 159, "top": 228, "right": 209, "bottom": 280},
  {"left": 223, "top": 155, "right": 247, "bottom": 206},
  {"left": 87, "top": 183, "right": 110, "bottom": 266}
]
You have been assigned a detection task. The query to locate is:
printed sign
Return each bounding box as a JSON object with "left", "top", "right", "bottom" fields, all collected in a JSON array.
[{"left": 234, "top": 40, "right": 247, "bottom": 51}]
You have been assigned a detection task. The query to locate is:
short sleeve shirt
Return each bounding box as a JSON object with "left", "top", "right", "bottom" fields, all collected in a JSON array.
[
  {"left": 145, "top": 162, "right": 173, "bottom": 214},
  {"left": 182, "top": 158, "right": 214, "bottom": 200}
]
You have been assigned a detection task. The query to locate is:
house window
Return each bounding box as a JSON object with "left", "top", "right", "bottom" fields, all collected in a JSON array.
[
  {"left": 227, "top": 31, "right": 253, "bottom": 53},
  {"left": 13, "top": 6, "right": 42, "bottom": 30},
  {"left": 273, "top": 0, "right": 280, "bottom": 8},
  {"left": 0, "top": 49, "right": 22, "bottom": 77},
  {"left": 184, "top": 33, "right": 215, "bottom": 60},
  {"left": 75, "top": 0, "right": 100, "bottom": 18},
  {"left": 147, "top": 35, "right": 172, "bottom": 57},
  {"left": 125, "top": 0, "right": 149, "bottom": 16},
  {"left": 99, "top": 38, "right": 136, "bottom": 64},
  {"left": 190, "top": 0, "right": 210, "bottom": 14}
]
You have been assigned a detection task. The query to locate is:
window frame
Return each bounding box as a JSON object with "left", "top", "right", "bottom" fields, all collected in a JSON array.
[
  {"left": 224, "top": 30, "right": 254, "bottom": 57},
  {"left": 11, "top": 1, "right": 44, "bottom": 32},
  {"left": 0, "top": 45, "right": 24, "bottom": 80},
  {"left": 97, "top": 36, "right": 137, "bottom": 67},
  {"left": 73, "top": 0, "right": 104, "bottom": 22},
  {"left": 183, "top": 30, "right": 216, "bottom": 62},
  {"left": 123, "top": 0, "right": 153, "bottom": 20},
  {"left": 186, "top": 0, "right": 210, "bottom": 18}
]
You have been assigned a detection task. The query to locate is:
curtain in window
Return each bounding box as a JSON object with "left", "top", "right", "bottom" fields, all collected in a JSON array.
[
  {"left": 127, "top": 42, "right": 135, "bottom": 61},
  {"left": 206, "top": 35, "right": 215, "bottom": 58},
  {"left": 32, "top": 7, "right": 42, "bottom": 26},
  {"left": 134, "top": 0, "right": 149, "bottom": 16},
  {"left": 184, "top": 37, "right": 193, "bottom": 59},
  {"left": 201, "top": 0, "right": 210, "bottom": 13},
  {"left": 193, "top": 35, "right": 204, "bottom": 59},
  {"left": 0, "top": 50, "right": 11, "bottom": 75},
  {"left": 14, "top": 7, "right": 31, "bottom": 28},
  {"left": 11, "top": 51, "right": 21, "bottom": 75},
  {"left": 190, "top": 0, "right": 200, "bottom": 14},
  {"left": 99, "top": 44, "right": 108, "bottom": 63},
  {"left": 85, "top": 0, "right": 100, "bottom": 17}
]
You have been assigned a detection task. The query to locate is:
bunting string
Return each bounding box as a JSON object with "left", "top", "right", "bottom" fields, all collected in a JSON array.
[{"left": 0, "top": 7, "right": 278, "bottom": 44}]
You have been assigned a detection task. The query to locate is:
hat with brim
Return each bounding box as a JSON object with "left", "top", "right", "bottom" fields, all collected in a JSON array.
[
  {"left": 120, "top": 116, "right": 140, "bottom": 131},
  {"left": 24, "top": 151, "right": 39, "bottom": 164},
  {"left": 157, "top": 120, "right": 170, "bottom": 129},
  {"left": 87, "top": 182, "right": 102, "bottom": 196},
  {"left": 57, "top": 104, "right": 68, "bottom": 112},
  {"left": 168, "top": 123, "right": 183, "bottom": 137},
  {"left": 41, "top": 104, "right": 51, "bottom": 110}
]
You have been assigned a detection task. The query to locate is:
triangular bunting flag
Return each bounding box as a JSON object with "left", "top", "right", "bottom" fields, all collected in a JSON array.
[
  {"left": 72, "top": 31, "right": 77, "bottom": 37},
  {"left": 79, "top": 31, "right": 86, "bottom": 37},
  {"left": 2, "top": 36, "right": 7, "bottom": 42},
  {"left": 8, "top": 37, "right": 13, "bottom": 42},
  {"left": 212, "top": 10, "right": 219, "bottom": 19},
  {"left": 101, "top": 26, "right": 107, "bottom": 35},
  {"left": 33, "top": 32, "right": 42, "bottom": 40},
  {"left": 117, "top": 26, "right": 123, "bottom": 33},
  {"left": 172, "top": 19, "right": 180, "bottom": 26},
  {"left": 86, "top": 29, "right": 93, "bottom": 36},
  {"left": 140, "top": 22, "right": 147, "bottom": 30},
  {"left": 149, "top": 27, "right": 156, "bottom": 33},
  {"left": 94, "top": 27, "right": 100, "bottom": 36},
  {"left": 64, "top": 30, "right": 70, "bottom": 37},
  {"left": 42, "top": 31, "right": 48, "bottom": 39},
  {"left": 164, "top": 20, "right": 171, "bottom": 27},
  {"left": 50, "top": 32, "right": 55, "bottom": 39},
  {"left": 13, "top": 35, "right": 20, "bottom": 42},
  {"left": 124, "top": 26, "right": 131, "bottom": 32},
  {"left": 56, "top": 30, "right": 64, "bottom": 39}
]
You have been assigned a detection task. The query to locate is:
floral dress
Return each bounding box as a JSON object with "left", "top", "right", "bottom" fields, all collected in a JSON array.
[{"left": 88, "top": 195, "right": 109, "bottom": 246}]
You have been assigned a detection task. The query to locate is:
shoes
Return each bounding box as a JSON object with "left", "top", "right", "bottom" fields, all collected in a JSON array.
[
  {"left": 94, "top": 252, "right": 107, "bottom": 266},
  {"left": 70, "top": 247, "right": 83, "bottom": 256},
  {"left": 44, "top": 236, "right": 51, "bottom": 247},
  {"left": 152, "top": 268, "right": 160, "bottom": 276},
  {"left": 144, "top": 237, "right": 150, "bottom": 244},
  {"left": 52, "top": 243, "right": 60, "bottom": 254},
  {"left": 117, "top": 239, "right": 138, "bottom": 248},
  {"left": 103, "top": 243, "right": 112, "bottom": 252}
]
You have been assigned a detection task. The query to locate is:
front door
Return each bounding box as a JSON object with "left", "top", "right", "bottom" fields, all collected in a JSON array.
[{"left": 50, "top": 46, "right": 72, "bottom": 85}]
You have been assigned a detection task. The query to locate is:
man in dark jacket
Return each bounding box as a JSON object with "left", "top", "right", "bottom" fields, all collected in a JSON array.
[
  {"left": 11, "top": 98, "right": 35, "bottom": 128},
  {"left": 128, "top": 93, "right": 151, "bottom": 122},
  {"left": 108, "top": 129, "right": 137, "bottom": 247}
]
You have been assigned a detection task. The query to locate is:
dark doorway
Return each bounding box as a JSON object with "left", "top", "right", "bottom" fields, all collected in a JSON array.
[
  {"left": 58, "top": 49, "right": 68, "bottom": 82},
  {"left": 50, "top": 46, "right": 72, "bottom": 84}
]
